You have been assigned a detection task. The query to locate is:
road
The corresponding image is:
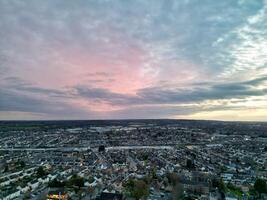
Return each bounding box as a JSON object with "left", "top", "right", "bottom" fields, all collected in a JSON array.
[
  {"left": 106, "top": 145, "right": 173, "bottom": 151},
  {"left": 0, "top": 145, "right": 173, "bottom": 152}
]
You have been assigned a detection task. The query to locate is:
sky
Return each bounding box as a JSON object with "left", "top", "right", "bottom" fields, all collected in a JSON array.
[{"left": 0, "top": 0, "right": 267, "bottom": 121}]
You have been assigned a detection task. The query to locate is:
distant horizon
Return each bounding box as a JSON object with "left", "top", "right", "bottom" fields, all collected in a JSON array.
[
  {"left": 1, "top": 0, "right": 267, "bottom": 121},
  {"left": 1, "top": 118, "right": 267, "bottom": 123}
]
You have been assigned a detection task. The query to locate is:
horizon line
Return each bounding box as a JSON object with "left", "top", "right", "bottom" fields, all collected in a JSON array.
[{"left": 1, "top": 118, "right": 267, "bottom": 123}]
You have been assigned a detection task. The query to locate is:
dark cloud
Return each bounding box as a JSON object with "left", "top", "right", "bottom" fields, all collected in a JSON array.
[
  {"left": 75, "top": 86, "right": 141, "bottom": 104},
  {"left": 1, "top": 75, "right": 267, "bottom": 119},
  {"left": 138, "top": 79, "right": 267, "bottom": 104},
  {"left": 0, "top": 88, "right": 97, "bottom": 118},
  {"left": 243, "top": 75, "right": 267, "bottom": 86},
  {"left": 86, "top": 72, "right": 114, "bottom": 77},
  {"left": 2, "top": 76, "right": 72, "bottom": 98},
  {"left": 76, "top": 75, "right": 267, "bottom": 105},
  {"left": 102, "top": 104, "right": 244, "bottom": 119},
  {"left": 1, "top": 75, "right": 266, "bottom": 119}
]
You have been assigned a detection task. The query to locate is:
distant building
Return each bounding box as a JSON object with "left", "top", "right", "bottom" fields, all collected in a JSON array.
[{"left": 46, "top": 189, "right": 68, "bottom": 200}]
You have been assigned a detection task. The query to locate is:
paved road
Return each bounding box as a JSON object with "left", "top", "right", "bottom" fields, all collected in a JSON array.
[
  {"left": 0, "top": 145, "right": 174, "bottom": 151},
  {"left": 0, "top": 147, "right": 91, "bottom": 151},
  {"left": 106, "top": 146, "right": 173, "bottom": 151}
]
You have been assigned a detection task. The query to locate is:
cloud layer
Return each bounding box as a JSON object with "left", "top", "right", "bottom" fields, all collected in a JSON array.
[{"left": 0, "top": 0, "right": 267, "bottom": 120}]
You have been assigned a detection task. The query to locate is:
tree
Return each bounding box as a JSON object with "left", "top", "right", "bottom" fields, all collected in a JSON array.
[
  {"left": 4, "top": 164, "right": 8, "bottom": 173},
  {"left": 212, "top": 178, "right": 226, "bottom": 193},
  {"left": 17, "top": 160, "right": 25, "bottom": 169},
  {"left": 87, "top": 176, "right": 94, "bottom": 184},
  {"left": 227, "top": 183, "right": 243, "bottom": 197},
  {"left": 36, "top": 166, "right": 46, "bottom": 178},
  {"left": 218, "top": 179, "right": 226, "bottom": 193},
  {"left": 20, "top": 160, "right": 26, "bottom": 168},
  {"left": 186, "top": 159, "right": 195, "bottom": 170},
  {"left": 124, "top": 179, "right": 149, "bottom": 200},
  {"left": 167, "top": 173, "right": 179, "bottom": 186},
  {"left": 254, "top": 179, "right": 267, "bottom": 195},
  {"left": 48, "top": 178, "right": 66, "bottom": 188},
  {"left": 172, "top": 182, "right": 184, "bottom": 200},
  {"left": 150, "top": 167, "right": 157, "bottom": 179},
  {"left": 167, "top": 173, "right": 184, "bottom": 200},
  {"left": 133, "top": 180, "right": 149, "bottom": 200},
  {"left": 67, "top": 174, "right": 85, "bottom": 193}
]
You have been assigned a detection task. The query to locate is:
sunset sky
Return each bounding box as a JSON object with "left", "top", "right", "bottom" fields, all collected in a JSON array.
[{"left": 1, "top": 0, "right": 267, "bottom": 121}]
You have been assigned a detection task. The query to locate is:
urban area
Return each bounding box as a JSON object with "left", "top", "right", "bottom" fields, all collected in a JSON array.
[{"left": 0, "top": 120, "right": 266, "bottom": 200}]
